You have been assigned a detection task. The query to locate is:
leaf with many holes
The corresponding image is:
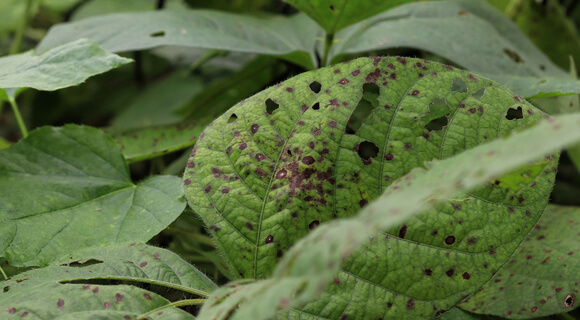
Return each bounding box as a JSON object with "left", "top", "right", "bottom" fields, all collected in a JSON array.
[
  {"left": 459, "top": 204, "right": 580, "bottom": 318},
  {"left": 0, "top": 243, "right": 216, "bottom": 299},
  {"left": 37, "top": 10, "right": 321, "bottom": 69},
  {"left": 1, "top": 282, "right": 194, "bottom": 320},
  {"left": 183, "top": 55, "right": 570, "bottom": 319},
  {"left": 0, "top": 39, "right": 131, "bottom": 101},
  {"left": 284, "top": 0, "right": 432, "bottom": 35},
  {"left": 197, "top": 111, "right": 580, "bottom": 320},
  {"left": 0, "top": 125, "right": 185, "bottom": 267},
  {"left": 328, "top": 0, "right": 578, "bottom": 98}
]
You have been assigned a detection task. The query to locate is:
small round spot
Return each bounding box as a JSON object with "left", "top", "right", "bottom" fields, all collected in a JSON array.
[
  {"left": 239, "top": 143, "right": 247, "bottom": 150},
  {"left": 183, "top": 179, "right": 191, "bottom": 185},
  {"left": 444, "top": 235, "right": 456, "bottom": 245},
  {"left": 204, "top": 185, "right": 212, "bottom": 193},
  {"left": 265, "top": 235, "right": 274, "bottom": 243},
  {"left": 302, "top": 156, "right": 315, "bottom": 165},
  {"left": 251, "top": 124, "right": 259, "bottom": 134},
  {"left": 276, "top": 169, "right": 288, "bottom": 179},
  {"left": 462, "top": 272, "right": 471, "bottom": 280},
  {"left": 384, "top": 154, "right": 394, "bottom": 161},
  {"left": 446, "top": 269, "right": 455, "bottom": 277},
  {"left": 424, "top": 269, "right": 432, "bottom": 276},
  {"left": 255, "top": 153, "right": 266, "bottom": 161}
]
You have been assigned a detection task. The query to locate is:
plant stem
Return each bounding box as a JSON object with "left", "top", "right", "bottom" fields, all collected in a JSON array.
[
  {"left": 8, "top": 97, "right": 28, "bottom": 138},
  {"left": 320, "top": 33, "right": 334, "bottom": 67},
  {"left": 9, "top": 0, "right": 34, "bottom": 55},
  {"left": 165, "top": 226, "right": 215, "bottom": 246},
  {"left": 0, "top": 265, "right": 7, "bottom": 280},
  {"left": 134, "top": 299, "right": 205, "bottom": 320},
  {"left": 559, "top": 313, "right": 576, "bottom": 320}
]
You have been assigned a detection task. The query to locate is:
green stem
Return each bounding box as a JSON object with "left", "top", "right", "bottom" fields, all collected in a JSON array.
[
  {"left": 8, "top": 97, "right": 28, "bottom": 138},
  {"left": 134, "top": 299, "right": 205, "bottom": 320},
  {"left": 559, "top": 313, "right": 576, "bottom": 320},
  {"left": 9, "top": 0, "right": 34, "bottom": 55},
  {"left": 0, "top": 265, "right": 7, "bottom": 280},
  {"left": 320, "top": 33, "right": 334, "bottom": 67},
  {"left": 165, "top": 226, "right": 215, "bottom": 246}
]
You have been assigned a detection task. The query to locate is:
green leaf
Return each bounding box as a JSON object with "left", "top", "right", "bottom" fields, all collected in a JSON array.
[
  {"left": 284, "top": 0, "right": 431, "bottom": 35},
  {"left": 459, "top": 204, "right": 580, "bottom": 318},
  {"left": 0, "top": 39, "right": 131, "bottom": 97},
  {"left": 0, "top": 125, "right": 185, "bottom": 266},
  {"left": 0, "top": 283, "right": 194, "bottom": 320},
  {"left": 328, "top": 0, "right": 576, "bottom": 97},
  {"left": 38, "top": 11, "right": 322, "bottom": 69},
  {"left": 197, "top": 109, "right": 580, "bottom": 320},
  {"left": 71, "top": 0, "right": 187, "bottom": 21},
  {"left": 2, "top": 243, "right": 215, "bottom": 298}
]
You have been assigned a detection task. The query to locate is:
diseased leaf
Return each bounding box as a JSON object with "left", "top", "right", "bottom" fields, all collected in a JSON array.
[
  {"left": 38, "top": 11, "right": 322, "bottom": 69},
  {"left": 183, "top": 56, "right": 580, "bottom": 319},
  {"left": 1, "top": 243, "right": 216, "bottom": 299},
  {"left": 0, "top": 283, "right": 194, "bottom": 320},
  {"left": 284, "top": 0, "right": 430, "bottom": 35},
  {"left": 0, "top": 125, "right": 185, "bottom": 266},
  {"left": 0, "top": 39, "right": 131, "bottom": 99},
  {"left": 459, "top": 204, "right": 580, "bottom": 318},
  {"left": 328, "top": 0, "right": 575, "bottom": 98}
]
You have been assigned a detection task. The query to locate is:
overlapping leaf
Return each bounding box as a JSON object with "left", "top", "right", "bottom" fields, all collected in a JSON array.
[
  {"left": 37, "top": 10, "right": 321, "bottom": 69},
  {"left": 183, "top": 56, "right": 573, "bottom": 319},
  {"left": 0, "top": 125, "right": 185, "bottom": 266}
]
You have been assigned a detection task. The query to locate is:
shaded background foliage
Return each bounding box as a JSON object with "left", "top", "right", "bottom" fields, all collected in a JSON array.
[{"left": 1, "top": 0, "right": 580, "bottom": 319}]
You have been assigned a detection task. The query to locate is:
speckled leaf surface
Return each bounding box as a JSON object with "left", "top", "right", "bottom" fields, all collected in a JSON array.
[
  {"left": 284, "top": 0, "right": 429, "bottom": 35},
  {"left": 0, "top": 125, "right": 185, "bottom": 267},
  {"left": 0, "top": 283, "right": 194, "bottom": 320},
  {"left": 196, "top": 110, "right": 580, "bottom": 320},
  {"left": 0, "top": 242, "right": 215, "bottom": 297},
  {"left": 38, "top": 11, "right": 321, "bottom": 69},
  {"left": 459, "top": 204, "right": 580, "bottom": 318},
  {"left": 0, "top": 39, "right": 131, "bottom": 100}
]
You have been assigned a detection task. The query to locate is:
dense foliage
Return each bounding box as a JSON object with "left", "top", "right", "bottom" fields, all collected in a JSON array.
[{"left": 1, "top": 0, "right": 580, "bottom": 319}]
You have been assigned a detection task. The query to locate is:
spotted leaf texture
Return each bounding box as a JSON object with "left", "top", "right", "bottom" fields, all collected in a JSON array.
[
  {"left": 0, "top": 125, "right": 186, "bottom": 267},
  {"left": 459, "top": 204, "right": 580, "bottom": 318},
  {"left": 184, "top": 56, "right": 560, "bottom": 318}
]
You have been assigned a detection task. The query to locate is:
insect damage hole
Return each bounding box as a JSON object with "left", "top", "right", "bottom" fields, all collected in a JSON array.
[
  {"left": 450, "top": 78, "right": 468, "bottom": 93},
  {"left": 422, "top": 98, "right": 450, "bottom": 131},
  {"left": 265, "top": 98, "right": 279, "bottom": 115},
  {"left": 503, "top": 48, "right": 524, "bottom": 63},
  {"left": 505, "top": 106, "right": 524, "bottom": 120},
  {"left": 346, "top": 83, "right": 379, "bottom": 133},
  {"left": 312, "top": 102, "right": 320, "bottom": 110},
  {"left": 227, "top": 113, "right": 238, "bottom": 123},
  {"left": 150, "top": 30, "right": 166, "bottom": 37},
  {"left": 564, "top": 294, "right": 575, "bottom": 307},
  {"left": 309, "top": 81, "right": 322, "bottom": 93},
  {"left": 358, "top": 141, "right": 379, "bottom": 163}
]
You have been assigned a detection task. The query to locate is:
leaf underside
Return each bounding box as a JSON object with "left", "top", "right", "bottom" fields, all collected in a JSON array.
[{"left": 183, "top": 56, "right": 557, "bottom": 319}]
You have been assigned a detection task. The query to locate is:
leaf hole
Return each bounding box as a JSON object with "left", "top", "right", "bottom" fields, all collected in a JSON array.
[
  {"left": 312, "top": 102, "right": 320, "bottom": 110},
  {"left": 505, "top": 106, "right": 524, "bottom": 120},
  {"left": 564, "top": 294, "right": 575, "bottom": 307},
  {"left": 451, "top": 78, "right": 468, "bottom": 93},
  {"left": 309, "top": 81, "right": 322, "bottom": 93},
  {"left": 3, "top": 286, "right": 10, "bottom": 292},
  {"left": 503, "top": 48, "right": 524, "bottom": 63},
  {"left": 227, "top": 113, "right": 238, "bottom": 123},
  {"left": 347, "top": 83, "right": 379, "bottom": 133},
  {"left": 472, "top": 88, "right": 485, "bottom": 100},
  {"left": 422, "top": 98, "right": 450, "bottom": 131},
  {"left": 357, "top": 141, "right": 379, "bottom": 162},
  {"left": 65, "top": 259, "right": 103, "bottom": 268},
  {"left": 149, "top": 30, "right": 166, "bottom": 37},
  {"left": 265, "top": 99, "right": 279, "bottom": 115}
]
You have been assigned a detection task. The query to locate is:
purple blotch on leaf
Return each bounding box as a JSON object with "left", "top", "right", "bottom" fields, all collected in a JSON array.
[
  {"left": 385, "top": 153, "right": 394, "bottom": 161},
  {"left": 57, "top": 299, "right": 64, "bottom": 308},
  {"left": 256, "top": 153, "right": 266, "bottom": 161},
  {"left": 239, "top": 143, "right": 247, "bottom": 150},
  {"left": 302, "top": 156, "right": 315, "bottom": 165},
  {"left": 265, "top": 235, "right": 274, "bottom": 244},
  {"left": 445, "top": 235, "right": 455, "bottom": 245},
  {"left": 399, "top": 225, "right": 408, "bottom": 238},
  {"left": 251, "top": 124, "right": 259, "bottom": 134},
  {"left": 144, "top": 293, "right": 152, "bottom": 300},
  {"left": 446, "top": 269, "right": 455, "bottom": 277},
  {"left": 338, "top": 78, "right": 349, "bottom": 85}
]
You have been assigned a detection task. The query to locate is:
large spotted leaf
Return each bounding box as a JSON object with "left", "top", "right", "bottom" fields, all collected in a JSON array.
[{"left": 183, "top": 57, "right": 555, "bottom": 317}]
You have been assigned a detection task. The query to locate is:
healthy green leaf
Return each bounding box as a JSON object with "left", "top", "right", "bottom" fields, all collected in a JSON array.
[
  {"left": 1, "top": 242, "right": 216, "bottom": 299},
  {"left": 328, "top": 0, "right": 575, "bottom": 98},
  {"left": 197, "top": 107, "right": 580, "bottom": 320},
  {"left": 0, "top": 39, "right": 131, "bottom": 100},
  {"left": 459, "top": 204, "right": 580, "bottom": 318},
  {"left": 0, "top": 125, "right": 185, "bottom": 266},
  {"left": 38, "top": 11, "right": 322, "bottom": 69},
  {"left": 284, "top": 0, "right": 431, "bottom": 35},
  {"left": 183, "top": 56, "right": 580, "bottom": 319},
  {"left": 0, "top": 283, "right": 194, "bottom": 320},
  {"left": 71, "top": 0, "right": 187, "bottom": 21}
]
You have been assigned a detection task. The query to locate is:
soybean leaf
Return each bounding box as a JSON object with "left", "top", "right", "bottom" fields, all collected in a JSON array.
[
  {"left": 183, "top": 56, "right": 580, "bottom": 319},
  {"left": 38, "top": 10, "right": 322, "bottom": 69},
  {"left": 0, "top": 39, "right": 131, "bottom": 101},
  {"left": 284, "top": 0, "right": 431, "bottom": 35},
  {"left": 71, "top": 0, "right": 187, "bottom": 21},
  {"left": 0, "top": 125, "right": 185, "bottom": 267},
  {"left": 1, "top": 242, "right": 216, "bottom": 299},
  {"left": 0, "top": 283, "right": 194, "bottom": 320},
  {"left": 459, "top": 204, "right": 580, "bottom": 318},
  {"left": 197, "top": 104, "right": 580, "bottom": 320},
  {"left": 328, "top": 0, "right": 577, "bottom": 98}
]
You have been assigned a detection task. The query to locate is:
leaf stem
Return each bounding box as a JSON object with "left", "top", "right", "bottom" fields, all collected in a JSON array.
[
  {"left": 0, "top": 265, "right": 7, "bottom": 280},
  {"left": 9, "top": 0, "right": 34, "bottom": 55},
  {"left": 134, "top": 299, "right": 205, "bottom": 319},
  {"left": 320, "top": 33, "right": 334, "bottom": 67},
  {"left": 165, "top": 226, "right": 215, "bottom": 246},
  {"left": 8, "top": 96, "right": 28, "bottom": 138}
]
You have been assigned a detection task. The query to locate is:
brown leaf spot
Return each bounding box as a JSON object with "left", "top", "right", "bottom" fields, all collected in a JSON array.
[{"left": 265, "top": 235, "right": 274, "bottom": 244}]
